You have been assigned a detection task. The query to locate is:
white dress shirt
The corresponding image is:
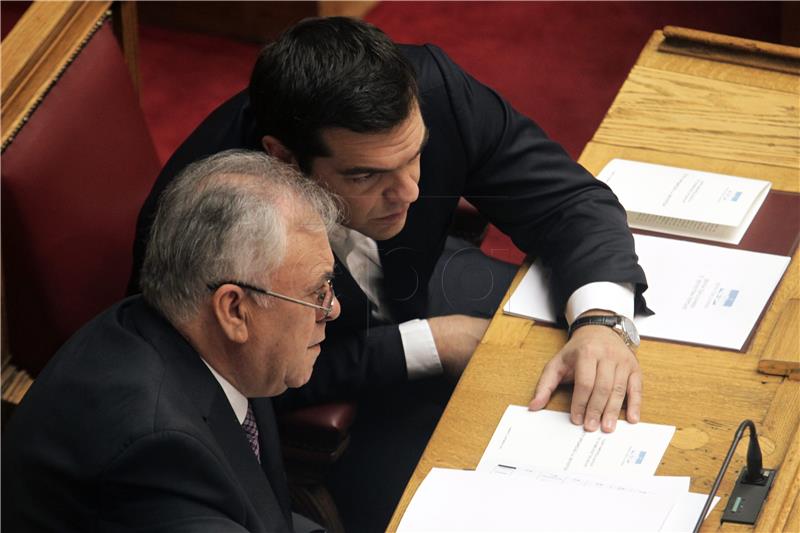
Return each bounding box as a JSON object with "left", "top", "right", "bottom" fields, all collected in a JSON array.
[{"left": 203, "top": 358, "right": 248, "bottom": 424}]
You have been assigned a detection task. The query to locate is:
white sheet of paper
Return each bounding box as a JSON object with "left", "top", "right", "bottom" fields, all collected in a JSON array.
[
  {"left": 485, "top": 467, "right": 720, "bottom": 532},
  {"left": 477, "top": 406, "right": 675, "bottom": 477},
  {"left": 397, "top": 467, "right": 689, "bottom": 532},
  {"left": 661, "top": 492, "right": 721, "bottom": 532},
  {"left": 597, "top": 159, "right": 770, "bottom": 244},
  {"left": 503, "top": 234, "right": 790, "bottom": 350}
]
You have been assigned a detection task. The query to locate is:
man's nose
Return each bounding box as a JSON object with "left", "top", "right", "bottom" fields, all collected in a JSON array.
[
  {"left": 386, "top": 172, "right": 420, "bottom": 204},
  {"left": 323, "top": 294, "right": 341, "bottom": 322}
]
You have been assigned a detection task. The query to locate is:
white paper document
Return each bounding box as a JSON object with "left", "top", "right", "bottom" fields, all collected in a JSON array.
[
  {"left": 477, "top": 470, "right": 720, "bottom": 532},
  {"left": 397, "top": 468, "right": 690, "bottom": 532},
  {"left": 398, "top": 407, "right": 719, "bottom": 531},
  {"left": 597, "top": 159, "right": 771, "bottom": 244},
  {"left": 477, "top": 406, "right": 675, "bottom": 477},
  {"left": 503, "top": 234, "right": 790, "bottom": 350},
  {"left": 661, "top": 492, "right": 721, "bottom": 532}
]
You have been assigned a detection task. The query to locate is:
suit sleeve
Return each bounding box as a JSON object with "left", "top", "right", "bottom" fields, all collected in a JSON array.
[
  {"left": 97, "top": 431, "right": 256, "bottom": 533},
  {"left": 425, "top": 45, "right": 648, "bottom": 314}
]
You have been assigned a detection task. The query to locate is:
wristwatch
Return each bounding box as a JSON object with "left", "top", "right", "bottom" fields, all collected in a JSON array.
[{"left": 568, "top": 314, "right": 640, "bottom": 351}]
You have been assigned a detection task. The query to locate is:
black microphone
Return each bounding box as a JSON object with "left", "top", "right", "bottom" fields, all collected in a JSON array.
[
  {"left": 693, "top": 420, "right": 776, "bottom": 532},
  {"left": 744, "top": 421, "right": 766, "bottom": 484}
]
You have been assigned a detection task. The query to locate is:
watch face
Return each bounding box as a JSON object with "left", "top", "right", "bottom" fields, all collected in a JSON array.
[{"left": 620, "top": 316, "right": 640, "bottom": 346}]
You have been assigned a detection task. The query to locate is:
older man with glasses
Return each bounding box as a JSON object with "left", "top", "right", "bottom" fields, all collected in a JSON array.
[
  {"left": 208, "top": 279, "right": 336, "bottom": 321},
  {"left": 2, "top": 150, "right": 344, "bottom": 533}
]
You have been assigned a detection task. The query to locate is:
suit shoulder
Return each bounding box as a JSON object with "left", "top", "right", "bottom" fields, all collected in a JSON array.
[
  {"left": 400, "top": 43, "right": 468, "bottom": 91},
  {"left": 4, "top": 299, "right": 201, "bottom": 467}
]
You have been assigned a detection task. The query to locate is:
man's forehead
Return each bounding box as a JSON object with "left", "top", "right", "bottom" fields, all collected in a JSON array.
[
  {"left": 279, "top": 228, "right": 334, "bottom": 279},
  {"left": 320, "top": 107, "right": 425, "bottom": 162}
]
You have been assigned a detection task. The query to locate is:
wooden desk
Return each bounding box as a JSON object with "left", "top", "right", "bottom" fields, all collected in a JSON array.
[{"left": 388, "top": 28, "right": 800, "bottom": 531}]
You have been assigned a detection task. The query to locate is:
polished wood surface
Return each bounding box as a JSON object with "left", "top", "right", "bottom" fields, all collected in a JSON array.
[{"left": 388, "top": 29, "right": 800, "bottom": 532}]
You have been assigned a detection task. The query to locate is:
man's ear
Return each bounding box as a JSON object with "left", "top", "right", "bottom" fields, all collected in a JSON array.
[
  {"left": 211, "top": 286, "right": 250, "bottom": 344},
  {"left": 261, "top": 136, "right": 297, "bottom": 166}
]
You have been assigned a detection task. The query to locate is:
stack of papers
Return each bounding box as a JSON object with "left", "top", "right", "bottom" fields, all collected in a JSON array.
[
  {"left": 398, "top": 406, "right": 718, "bottom": 532},
  {"left": 476, "top": 407, "right": 672, "bottom": 476},
  {"left": 503, "top": 233, "right": 790, "bottom": 350},
  {"left": 597, "top": 159, "right": 771, "bottom": 245}
]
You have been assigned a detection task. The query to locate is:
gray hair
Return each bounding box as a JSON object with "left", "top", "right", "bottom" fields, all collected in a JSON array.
[{"left": 140, "top": 149, "right": 341, "bottom": 323}]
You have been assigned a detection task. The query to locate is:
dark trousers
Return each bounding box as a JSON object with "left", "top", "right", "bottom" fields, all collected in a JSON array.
[{"left": 328, "top": 237, "right": 517, "bottom": 532}]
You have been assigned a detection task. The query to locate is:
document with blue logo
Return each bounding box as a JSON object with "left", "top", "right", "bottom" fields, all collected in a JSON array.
[
  {"left": 476, "top": 406, "right": 675, "bottom": 477},
  {"left": 399, "top": 407, "right": 720, "bottom": 531},
  {"left": 504, "top": 234, "right": 790, "bottom": 350},
  {"left": 597, "top": 159, "right": 771, "bottom": 245}
]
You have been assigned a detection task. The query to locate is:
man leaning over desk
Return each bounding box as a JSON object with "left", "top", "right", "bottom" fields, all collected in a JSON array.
[{"left": 128, "top": 15, "right": 649, "bottom": 529}]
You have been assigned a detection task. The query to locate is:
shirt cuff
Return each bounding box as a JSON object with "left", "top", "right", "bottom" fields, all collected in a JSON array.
[
  {"left": 564, "top": 282, "right": 635, "bottom": 325},
  {"left": 399, "top": 319, "right": 443, "bottom": 379}
]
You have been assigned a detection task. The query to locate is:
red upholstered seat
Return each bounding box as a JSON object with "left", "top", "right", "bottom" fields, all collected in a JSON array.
[
  {"left": 278, "top": 402, "right": 357, "bottom": 457},
  {"left": 2, "top": 23, "right": 159, "bottom": 375},
  {"left": 1, "top": 13, "right": 353, "bottom": 530}
]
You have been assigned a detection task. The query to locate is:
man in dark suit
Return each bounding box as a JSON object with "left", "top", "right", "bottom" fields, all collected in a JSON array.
[
  {"left": 2, "top": 151, "right": 340, "bottom": 532},
  {"left": 129, "top": 17, "right": 649, "bottom": 530}
]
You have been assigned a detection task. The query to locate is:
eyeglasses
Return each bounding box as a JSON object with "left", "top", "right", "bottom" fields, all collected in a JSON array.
[{"left": 207, "top": 279, "right": 335, "bottom": 320}]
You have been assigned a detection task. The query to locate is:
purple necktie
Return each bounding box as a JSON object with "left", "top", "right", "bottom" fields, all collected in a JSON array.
[{"left": 242, "top": 403, "right": 261, "bottom": 464}]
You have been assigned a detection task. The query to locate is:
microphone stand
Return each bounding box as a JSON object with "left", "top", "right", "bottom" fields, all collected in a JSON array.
[{"left": 693, "top": 419, "right": 776, "bottom": 532}]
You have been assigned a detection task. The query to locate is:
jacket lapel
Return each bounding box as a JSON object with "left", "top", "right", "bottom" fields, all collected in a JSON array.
[
  {"left": 131, "top": 298, "right": 292, "bottom": 532},
  {"left": 252, "top": 398, "right": 293, "bottom": 527},
  {"left": 205, "top": 393, "right": 291, "bottom": 532}
]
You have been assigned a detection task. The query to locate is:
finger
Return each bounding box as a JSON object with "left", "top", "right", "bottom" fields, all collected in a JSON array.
[
  {"left": 529, "top": 356, "right": 569, "bottom": 411},
  {"left": 601, "top": 363, "right": 631, "bottom": 433},
  {"left": 569, "top": 354, "right": 598, "bottom": 427},
  {"left": 582, "top": 359, "right": 615, "bottom": 432},
  {"left": 625, "top": 368, "right": 643, "bottom": 424}
]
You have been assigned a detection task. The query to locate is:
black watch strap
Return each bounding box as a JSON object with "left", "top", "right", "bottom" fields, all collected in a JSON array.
[{"left": 568, "top": 315, "right": 619, "bottom": 339}]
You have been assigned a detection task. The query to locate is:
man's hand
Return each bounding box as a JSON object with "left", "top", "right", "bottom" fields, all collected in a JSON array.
[
  {"left": 427, "top": 315, "right": 490, "bottom": 378},
  {"left": 528, "top": 315, "right": 641, "bottom": 433}
]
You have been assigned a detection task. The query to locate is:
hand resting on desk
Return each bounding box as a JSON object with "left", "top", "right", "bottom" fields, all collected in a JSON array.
[{"left": 529, "top": 313, "right": 641, "bottom": 433}]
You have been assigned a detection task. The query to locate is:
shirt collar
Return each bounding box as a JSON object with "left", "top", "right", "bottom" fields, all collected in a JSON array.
[{"left": 201, "top": 358, "right": 249, "bottom": 424}]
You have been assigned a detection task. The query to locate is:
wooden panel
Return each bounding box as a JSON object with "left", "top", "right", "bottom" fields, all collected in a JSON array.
[
  {"left": 579, "top": 143, "right": 800, "bottom": 194},
  {"left": 591, "top": 66, "right": 799, "bottom": 171},
  {"left": 1, "top": 1, "right": 111, "bottom": 147},
  {"left": 756, "top": 399, "right": 800, "bottom": 531},
  {"left": 658, "top": 26, "right": 800, "bottom": 75},
  {"left": 635, "top": 32, "right": 799, "bottom": 93},
  {"left": 758, "top": 299, "right": 800, "bottom": 380}
]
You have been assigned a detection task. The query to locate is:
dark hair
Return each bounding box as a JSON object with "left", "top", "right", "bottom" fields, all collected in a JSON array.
[{"left": 249, "top": 17, "right": 419, "bottom": 173}]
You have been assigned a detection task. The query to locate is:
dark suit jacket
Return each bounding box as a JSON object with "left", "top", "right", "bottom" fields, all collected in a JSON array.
[
  {"left": 129, "top": 44, "right": 648, "bottom": 407},
  {"left": 2, "top": 297, "right": 294, "bottom": 532}
]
